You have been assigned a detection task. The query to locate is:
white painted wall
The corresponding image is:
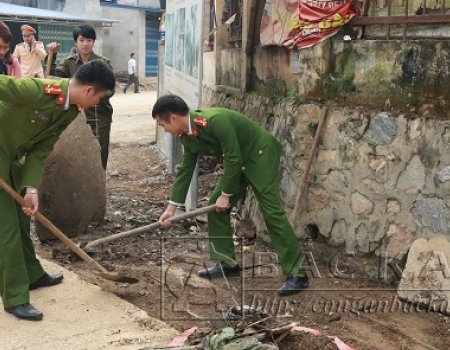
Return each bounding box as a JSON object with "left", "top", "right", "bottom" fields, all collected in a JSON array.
[{"left": 100, "top": 7, "right": 146, "bottom": 79}]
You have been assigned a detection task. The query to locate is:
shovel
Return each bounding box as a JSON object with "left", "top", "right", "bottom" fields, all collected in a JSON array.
[
  {"left": 0, "top": 178, "right": 138, "bottom": 284},
  {"left": 83, "top": 204, "right": 217, "bottom": 252}
]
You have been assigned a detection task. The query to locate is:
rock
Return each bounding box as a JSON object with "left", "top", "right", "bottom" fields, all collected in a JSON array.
[
  {"left": 397, "top": 155, "right": 425, "bottom": 190},
  {"left": 398, "top": 237, "right": 450, "bottom": 315},
  {"left": 36, "top": 113, "right": 106, "bottom": 240},
  {"left": 386, "top": 224, "right": 415, "bottom": 259},
  {"left": 411, "top": 195, "right": 450, "bottom": 234},
  {"left": 362, "top": 112, "right": 397, "bottom": 144},
  {"left": 351, "top": 192, "right": 373, "bottom": 215}
]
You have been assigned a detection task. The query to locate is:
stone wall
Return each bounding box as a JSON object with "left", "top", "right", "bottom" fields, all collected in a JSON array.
[
  {"left": 200, "top": 16, "right": 450, "bottom": 269},
  {"left": 203, "top": 87, "right": 450, "bottom": 261}
]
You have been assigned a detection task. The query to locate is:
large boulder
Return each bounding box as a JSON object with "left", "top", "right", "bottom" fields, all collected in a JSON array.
[{"left": 36, "top": 112, "right": 106, "bottom": 240}]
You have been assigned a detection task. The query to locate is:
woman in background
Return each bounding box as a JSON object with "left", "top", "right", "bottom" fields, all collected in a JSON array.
[
  {"left": 4, "top": 50, "right": 22, "bottom": 77},
  {"left": 0, "top": 21, "right": 22, "bottom": 77}
]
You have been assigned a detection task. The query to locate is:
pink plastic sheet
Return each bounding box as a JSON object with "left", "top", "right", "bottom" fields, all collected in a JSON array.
[
  {"left": 292, "top": 326, "right": 356, "bottom": 350},
  {"left": 167, "top": 326, "right": 198, "bottom": 346}
]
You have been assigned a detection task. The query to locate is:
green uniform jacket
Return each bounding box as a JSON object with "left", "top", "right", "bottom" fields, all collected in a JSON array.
[
  {"left": 0, "top": 75, "right": 79, "bottom": 189},
  {"left": 54, "top": 52, "right": 114, "bottom": 121},
  {"left": 171, "top": 108, "right": 283, "bottom": 204}
]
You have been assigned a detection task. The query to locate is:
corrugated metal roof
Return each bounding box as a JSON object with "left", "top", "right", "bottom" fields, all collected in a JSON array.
[{"left": 0, "top": 3, "right": 119, "bottom": 26}]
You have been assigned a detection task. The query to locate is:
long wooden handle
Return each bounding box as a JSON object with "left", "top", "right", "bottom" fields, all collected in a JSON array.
[
  {"left": 0, "top": 178, "right": 108, "bottom": 273},
  {"left": 290, "top": 107, "right": 328, "bottom": 224},
  {"left": 84, "top": 204, "right": 217, "bottom": 251}
]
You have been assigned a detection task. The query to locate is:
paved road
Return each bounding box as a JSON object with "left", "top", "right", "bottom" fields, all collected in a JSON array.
[
  {"left": 110, "top": 89, "right": 158, "bottom": 144},
  {"left": 0, "top": 259, "right": 177, "bottom": 350}
]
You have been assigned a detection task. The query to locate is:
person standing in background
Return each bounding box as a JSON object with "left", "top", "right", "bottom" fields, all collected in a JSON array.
[
  {"left": 123, "top": 52, "right": 139, "bottom": 94},
  {"left": 3, "top": 51, "right": 21, "bottom": 78},
  {"left": 54, "top": 24, "right": 114, "bottom": 170},
  {"left": 0, "top": 21, "right": 22, "bottom": 77},
  {"left": 12, "top": 24, "right": 46, "bottom": 78}
]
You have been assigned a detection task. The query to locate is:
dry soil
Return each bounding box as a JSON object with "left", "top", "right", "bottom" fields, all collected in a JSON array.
[{"left": 35, "top": 89, "right": 450, "bottom": 350}]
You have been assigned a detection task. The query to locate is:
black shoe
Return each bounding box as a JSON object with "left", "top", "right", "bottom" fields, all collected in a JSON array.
[
  {"left": 134, "top": 91, "right": 140, "bottom": 93},
  {"left": 278, "top": 275, "right": 309, "bottom": 296},
  {"left": 123, "top": 89, "right": 127, "bottom": 94},
  {"left": 29, "top": 272, "right": 64, "bottom": 290},
  {"left": 5, "top": 303, "right": 43, "bottom": 321},
  {"left": 198, "top": 262, "right": 241, "bottom": 279}
]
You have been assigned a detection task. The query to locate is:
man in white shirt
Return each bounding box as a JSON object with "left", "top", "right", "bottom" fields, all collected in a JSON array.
[{"left": 123, "top": 52, "right": 139, "bottom": 93}]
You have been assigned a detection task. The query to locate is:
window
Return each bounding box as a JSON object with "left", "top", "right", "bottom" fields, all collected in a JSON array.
[{"left": 223, "top": 0, "right": 242, "bottom": 46}]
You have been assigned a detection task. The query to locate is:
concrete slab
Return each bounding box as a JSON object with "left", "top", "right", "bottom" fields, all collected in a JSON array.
[
  {"left": 397, "top": 237, "right": 450, "bottom": 315},
  {"left": 0, "top": 257, "right": 178, "bottom": 350}
]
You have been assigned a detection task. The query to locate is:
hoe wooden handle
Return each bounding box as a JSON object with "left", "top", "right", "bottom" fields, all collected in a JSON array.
[{"left": 83, "top": 204, "right": 217, "bottom": 251}]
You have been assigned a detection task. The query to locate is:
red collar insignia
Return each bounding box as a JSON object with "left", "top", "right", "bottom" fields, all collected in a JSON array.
[
  {"left": 194, "top": 117, "right": 208, "bottom": 127},
  {"left": 55, "top": 93, "right": 66, "bottom": 105}
]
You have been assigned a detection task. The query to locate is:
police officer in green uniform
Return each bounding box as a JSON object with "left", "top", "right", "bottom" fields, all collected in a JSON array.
[
  {"left": 54, "top": 24, "right": 114, "bottom": 170},
  {"left": 0, "top": 60, "right": 115, "bottom": 321},
  {"left": 152, "top": 94, "right": 309, "bottom": 296}
]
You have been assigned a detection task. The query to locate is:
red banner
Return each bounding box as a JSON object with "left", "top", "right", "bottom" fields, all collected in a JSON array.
[{"left": 261, "top": 0, "right": 358, "bottom": 49}]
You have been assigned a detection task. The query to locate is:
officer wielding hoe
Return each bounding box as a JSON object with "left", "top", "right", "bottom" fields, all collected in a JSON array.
[
  {"left": 12, "top": 24, "right": 47, "bottom": 78},
  {"left": 54, "top": 24, "right": 114, "bottom": 170},
  {"left": 152, "top": 94, "right": 309, "bottom": 296},
  {"left": 0, "top": 60, "right": 116, "bottom": 321}
]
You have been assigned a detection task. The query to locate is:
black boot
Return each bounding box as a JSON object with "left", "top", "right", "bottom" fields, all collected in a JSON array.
[
  {"left": 29, "top": 272, "right": 64, "bottom": 290},
  {"left": 198, "top": 262, "right": 241, "bottom": 278},
  {"left": 278, "top": 275, "right": 309, "bottom": 296},
  {"left": 5, "top": 303, "right": 43, "bottom": 321}
]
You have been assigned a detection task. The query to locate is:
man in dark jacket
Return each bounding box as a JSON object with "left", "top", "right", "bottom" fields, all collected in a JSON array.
[{"left": 54, "top": 24, "right": 114, "bottom": 170}]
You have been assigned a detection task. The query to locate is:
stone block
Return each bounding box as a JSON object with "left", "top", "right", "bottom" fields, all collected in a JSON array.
[
  {"left": 329, "top": 219, "right": 346, "bottom": 246},
  {"left": 351, "top": 192, "right": 373, "bottom": 215},
  {"left": 362, "top": 113, "right": 397, "bottom": 144},
  {"left": 397, "top": 155, "right": 426, "bottom": 190},
  {"left": 307, "top": 186, "right": 330, "bottom": 211},
  {"left": 411, "top": 195, "right": 450, "bottom": 234},
  {"left": 398, "top": 237, "right": 450, "bottom": 315},
  {"left": 36, "top": 113, "right": 106, "bottom": 240},
  {"left": 385, "top": 224, "right": 415, "bottom": 259}
]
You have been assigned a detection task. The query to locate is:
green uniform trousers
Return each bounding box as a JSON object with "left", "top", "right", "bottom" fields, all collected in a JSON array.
[
  {"left": 0, "top": 177, "right": 44, "bottom": 309},
  {"left": 207, "top": 173, "right": 305, "bottom": 277},
  {"left": 86, "top": 115, "right": 111, "bottom": 170}
]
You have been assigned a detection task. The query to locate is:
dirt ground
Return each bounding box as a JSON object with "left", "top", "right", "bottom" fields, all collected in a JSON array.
[{"left": 34, "top": 91, "right": 450, "bottom": 350}]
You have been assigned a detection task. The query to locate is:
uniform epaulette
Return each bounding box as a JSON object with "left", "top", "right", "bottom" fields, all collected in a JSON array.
[
  {"left": 44, "top": 84, "right": 66, "bottom": 105},
  {"left": 194, "top": 117, "right": 208, "bottom": 127},
  {"left": 44, "top": 84, "right": 62, "bottom": 95}
]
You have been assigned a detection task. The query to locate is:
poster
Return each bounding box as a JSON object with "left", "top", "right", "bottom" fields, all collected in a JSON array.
[
  {"left": 260, "top": 0, "right": 358, "bottom": 49},
  {"left": 165, "top": 0, "right": 203, "bottom": 109}
]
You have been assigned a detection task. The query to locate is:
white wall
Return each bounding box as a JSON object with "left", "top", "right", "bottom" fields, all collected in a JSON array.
[{"left": 100, "top": 7, "right": 146, "bottom": 78}]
